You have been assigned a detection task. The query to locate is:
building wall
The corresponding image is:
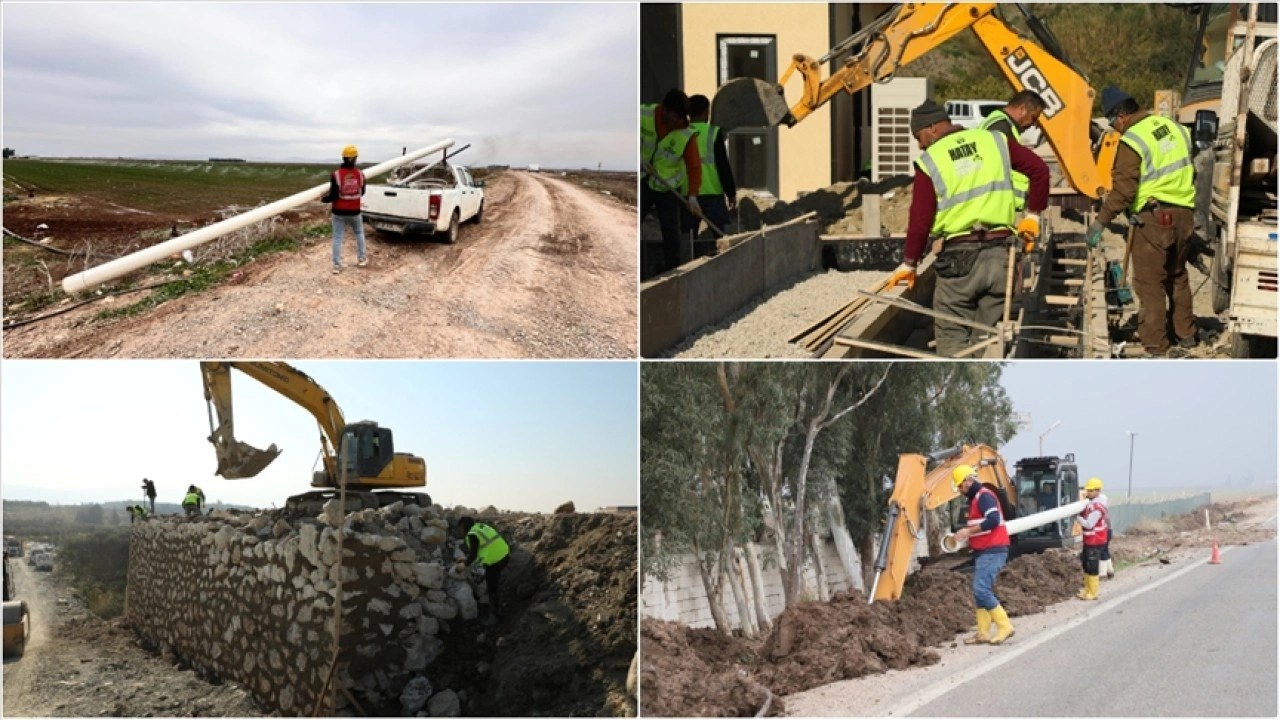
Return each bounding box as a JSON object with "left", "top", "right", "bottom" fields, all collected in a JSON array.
[{"left": 681, "top": 3, "right": 831, "bottom": 201}]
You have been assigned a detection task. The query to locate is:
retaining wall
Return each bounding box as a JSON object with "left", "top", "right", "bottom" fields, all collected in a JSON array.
[
  {"left": 640, "top": 222, "right": 820, "bottom": 357},
  {"left": 125, "top": 502, "right": 479, "bottom": 716}
]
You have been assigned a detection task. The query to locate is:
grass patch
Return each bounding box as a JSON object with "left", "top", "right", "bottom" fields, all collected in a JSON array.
[
  {"left": 3, "top": 158, "right": 334, "bottom": 215},
  {"left": 53, "top": 528, "right": 131, "bottom": 621},
  {"left": 94, "top": 233, "right": 300, "bottom": 321}
]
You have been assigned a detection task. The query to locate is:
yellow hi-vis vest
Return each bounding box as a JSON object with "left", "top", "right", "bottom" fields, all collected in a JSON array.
[
  {"left": 182, "top": 492, "right": 200, "bottom": 507},
  {"left": 979, "top": 109, "right": 1028, "bottom": 211},
  {"left": 641, "top": 104, "right": 695, "bottom": 194},
  {"left": 690, "top": 121, "right": 723, "bottom": 196},
  {"left": 1119, "top": 114, "right": 1196, "bottom": 213},
  {"left": 915, "top": 128, "right": 1018, "bottom": 240},
  {"left": 467, "top": 522, "right": 510, "bottom": 566}
]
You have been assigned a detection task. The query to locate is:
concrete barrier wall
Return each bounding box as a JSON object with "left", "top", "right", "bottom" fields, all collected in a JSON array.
[
  {"left": 125, "top": 503, "right": 478, "bottom": 716},
  {"left": 640, "top": 222, "right": 820, "bottom": 357},
  {"left": 640, "top": 539, "right": 857, "bottom": 629}
]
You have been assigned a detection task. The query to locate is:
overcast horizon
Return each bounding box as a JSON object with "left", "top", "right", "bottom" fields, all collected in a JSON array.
[{"left": 1, "top": 3, "right": 638, "bottom": 170}]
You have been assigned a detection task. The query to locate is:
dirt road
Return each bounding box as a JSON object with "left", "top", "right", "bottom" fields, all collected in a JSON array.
[
  {"left": 2, "top": 558, "right": 262, "bottom": 717},
  {"left": 3, "top": 172, "right": 637, "bottom": 358}
]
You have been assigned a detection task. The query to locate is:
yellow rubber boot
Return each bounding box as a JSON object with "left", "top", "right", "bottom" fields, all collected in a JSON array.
[
  {"left": 1077, "top": 575, "right": 1092, "bottom": 600},
  {"left": 965, "top": 608, "right": 992, "bottom": 644},
  {"left": 1086, "top": 574, "right": 1100, "bottom": 600},
  {"left": 989, "top": 605, "right": 1015, "bottom": 645}
]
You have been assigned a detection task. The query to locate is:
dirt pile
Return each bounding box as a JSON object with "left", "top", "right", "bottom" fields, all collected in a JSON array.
[
  {"left": 736, "top": 178, "right": 916, "bottom": 238},
  {"left": 1112, "top": 496, "right": 1277, "bottom": 564},
  {"left": 640, "top": 549, "right": 1081, "bottom": 717}
]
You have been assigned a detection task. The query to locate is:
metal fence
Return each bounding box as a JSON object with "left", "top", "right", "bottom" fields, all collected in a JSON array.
[{"left": 1108, "top": 492, "right": 1212, "bottom": 534}]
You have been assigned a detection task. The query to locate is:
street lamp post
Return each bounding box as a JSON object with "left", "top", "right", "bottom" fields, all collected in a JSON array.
[
  {"left": 1126, "top": 431, "right": 1138, "bottom": 500},
  {"left": 1039, "top": 420, "right": 1062, "bottom": 456}
]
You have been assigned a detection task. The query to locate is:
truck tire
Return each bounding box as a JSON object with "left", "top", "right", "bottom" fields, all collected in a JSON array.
[
  {"left": 439, "top": 210, "right": 460, "bottom": 244},
  {"left": 471, "top": 201, "right": 484, "bottom": 225}
]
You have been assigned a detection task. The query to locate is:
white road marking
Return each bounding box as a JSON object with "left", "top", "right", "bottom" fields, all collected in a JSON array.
[{"left": 883, "top": 545, "right": 1240, "bottom": 716}]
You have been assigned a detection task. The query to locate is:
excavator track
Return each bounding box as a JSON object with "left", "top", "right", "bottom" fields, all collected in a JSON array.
[{"left": 284, "top": 490, "right": 433, "bottom": 517}]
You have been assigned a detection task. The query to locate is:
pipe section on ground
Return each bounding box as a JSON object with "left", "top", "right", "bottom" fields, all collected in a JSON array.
[
  {"left": 61, "top": 139, "right": 455, "bottom": 294},
  {"left": 942, "top": 499, "right": 1088, "bottom": 552}
]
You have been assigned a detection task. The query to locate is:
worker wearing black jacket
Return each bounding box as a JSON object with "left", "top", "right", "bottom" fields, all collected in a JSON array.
[{"left": 687, "top": 94, "right": 738, "bottom": 245}]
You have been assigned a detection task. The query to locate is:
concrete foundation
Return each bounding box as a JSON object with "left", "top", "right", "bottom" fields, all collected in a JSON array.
[{"left": 641, "top": 222, "right": 820, "bottom": 357}]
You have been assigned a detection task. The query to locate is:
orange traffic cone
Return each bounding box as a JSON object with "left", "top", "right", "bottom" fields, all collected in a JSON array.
[{"left": 1209, "top": 538, "right": 1222, "bottom": 565}]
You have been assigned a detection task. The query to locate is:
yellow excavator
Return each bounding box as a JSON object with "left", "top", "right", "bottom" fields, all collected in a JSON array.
[
  {"left": 200, "top": 361, "right": 429, "bottom": 512},
  {"left": 866, "top": 442, "right": 1079, "bottom": 603},
  {"left": 711, "top": 2, "right": 1120, "bottom": 198}
]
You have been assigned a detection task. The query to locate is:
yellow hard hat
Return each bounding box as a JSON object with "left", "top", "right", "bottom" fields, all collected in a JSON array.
[
  {"left": 952, "top": 464, "right": 977, "bottom": 488},
  {"left": 342, "top": 145, "right": 358, "bottom": 159},
  {"left": 1085, "top": 477, "right": 1103, "bottom": 491}
]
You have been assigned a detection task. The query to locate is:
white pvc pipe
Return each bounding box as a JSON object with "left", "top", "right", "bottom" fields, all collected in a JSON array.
[
  {"left": 942, "top": 499, "right": 1089, "bottom": 552},
  {"left": 61, "top": 139, "right": 455, "bottom": 294}
]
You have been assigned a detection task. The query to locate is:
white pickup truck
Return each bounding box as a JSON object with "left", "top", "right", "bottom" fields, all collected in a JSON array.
[{"left": 361, "top": 163, "right": 485, "bottom": 244}]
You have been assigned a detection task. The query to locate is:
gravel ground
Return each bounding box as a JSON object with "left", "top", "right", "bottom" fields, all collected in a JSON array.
[{"left": 664, "top": 269, "right": 886, "bottom": 359}]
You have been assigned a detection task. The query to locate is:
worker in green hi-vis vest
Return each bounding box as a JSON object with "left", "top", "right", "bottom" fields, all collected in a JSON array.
[
  {"left": 1087, "top": 86, "right": 1200, "bottom": 357},
  {"left": 687, "top": 94, "right": 738, "bottom": 248},
  {"left": 978, "top": 90, "right": 1048, "bottom": 212},
  {"left": 641, "top": 89, "right": 702, "bottom": 278}
]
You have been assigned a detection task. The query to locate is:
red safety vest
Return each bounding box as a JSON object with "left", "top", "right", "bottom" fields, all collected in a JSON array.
[
  {"left": 1080, "top": 500, "right": 1110, "bottom": 546},
  {"left": 967, "top": 486, "right": 1010, "bottom": 550},
  {"left": 332, "top": 168, "right": 365, "bottom": 212}
]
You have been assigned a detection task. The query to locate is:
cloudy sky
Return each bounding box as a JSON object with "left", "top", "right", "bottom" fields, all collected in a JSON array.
[
  {"left": 2, "top": 3, "right": 638, "bottom": 168},
  {"left": 1, "top": 360, "right": 638, "bottom": 512},
  {"left": 1000, "top": 362, "right": 1276, "bottom": 495}
]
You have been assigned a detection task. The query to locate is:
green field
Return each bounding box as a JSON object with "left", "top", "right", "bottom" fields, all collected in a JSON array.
[{"left": 3, "top": 158, "right": 336, "bottom": 213}]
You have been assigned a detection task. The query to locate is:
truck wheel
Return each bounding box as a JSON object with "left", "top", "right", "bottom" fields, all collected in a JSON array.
[
  {"left": 1209, "top": 244, "right": 1231, "bottom": 315},
  {"left": 439, "top": 210, "right": 460, "bottom": 244},
  {"left": 471, "top": 201, "right": 484, "bottom": 224}
]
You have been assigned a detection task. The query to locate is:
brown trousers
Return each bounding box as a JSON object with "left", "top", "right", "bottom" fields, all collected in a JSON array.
[{"left": 1129, "top": 205, "right": 1196, "bottom": 353}]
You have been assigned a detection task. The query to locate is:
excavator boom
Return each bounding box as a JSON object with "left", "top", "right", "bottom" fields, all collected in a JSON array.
[
  {"left": 201, "top": 361, "right": 345, "bottom": 480},
  {"left": 711, "top": 2, "right": 1117, "bottom": 198}
]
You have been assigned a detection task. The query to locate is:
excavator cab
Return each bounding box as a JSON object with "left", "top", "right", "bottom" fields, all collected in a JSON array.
[
  {"left": 1011, "top": 454, "right": 1079, "bottom": 552},
  {"left": 335, "top": 421, "right": 396, "bottom": 485}
]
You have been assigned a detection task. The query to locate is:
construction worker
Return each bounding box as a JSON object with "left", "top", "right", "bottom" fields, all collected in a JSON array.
[
  {"left": 141, "top": 478, "right": 157, "bottom": 514},
  {"left": 951, "top": 464, "right": 1016, "bottom": 645},
  {"left": 322, "top": 144, "right": 368, "bottom": 274},
  {"left": 1096, "top": 486, "right": 1115, "bottom": 580},
  {"left": 640, "top": 89, "right": 701, "bottom": 278},
  {"left": 182, "top": 485, "right": 204, "bottom": 517},
  {"left": 978, "top": 90, "right": 1048, "bottom": 211},
  {"left": 891, "top": 99, "right": 1051, "bottom": 356},
  {"left": 1076, "top": 478, "right": 1110, "bottom": 599},
  {"left": 457, "top": 516, "right": 510, "bottom": 625},
  {"left": 687, "top": 94, "right": 737, "bottom": 247},
  {"left": 957, "top": 466, "right": 1013, "bottom": 645},
  {"left": 1087, "top": 87, "right": 1198, "bottom": 356},
  {"left": 128, "top": 505, "right": 148, "bottom": 524}
]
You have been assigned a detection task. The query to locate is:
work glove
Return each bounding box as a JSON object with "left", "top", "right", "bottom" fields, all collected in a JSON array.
[
  {"left": 686, "top": 196, "right": 701, "bottom": 216},
  {"left": 1085, "top": 220, "right": 1105, "bottom": 248},
  {"left": 888, "top": 262, "right": 917, "bottom": 290},
  {"left": 1016, "top": 213, "right": 1040, "bottom": 253}
]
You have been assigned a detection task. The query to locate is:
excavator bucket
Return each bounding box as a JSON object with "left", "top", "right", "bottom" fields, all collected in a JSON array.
[
  {"left": 711, "top": 77, "right": 793, "bottom": 134},
  {"left": 216, "top": 440, "right": 281, "bottom": 479}
]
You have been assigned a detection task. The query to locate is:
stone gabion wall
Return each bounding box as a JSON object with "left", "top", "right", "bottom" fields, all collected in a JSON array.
[{"left": 125, "top": 501, "right": 483, "bottom": 716}]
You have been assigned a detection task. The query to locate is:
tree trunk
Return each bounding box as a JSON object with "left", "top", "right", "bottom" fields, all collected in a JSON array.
[
  {"left": 744, "top": 543, "right": 773, "bottom": 633},
  {"left": 692, "top": 537, "right": 732, "bottom": 635},
  {"left": 824, "top": 493, "right": 864, "bottom": 594},
  {"left": 725, "top": 551, "right": 757, "bottom": 638},
  {"left": 808, "top": 532, "right": 830, "bottom": 602}
]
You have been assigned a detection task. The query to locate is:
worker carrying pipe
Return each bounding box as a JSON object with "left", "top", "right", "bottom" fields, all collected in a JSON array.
[
  {"left": 949, "top": 464, "right": 1016, "bottom": 646},
  {"left": 61, "top": 139, "right": 455, "bottom": 294}
]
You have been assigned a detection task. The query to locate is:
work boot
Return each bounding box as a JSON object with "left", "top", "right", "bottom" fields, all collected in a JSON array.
[
  {"left": 1105, "top": 560, "right": 1115, "bottom": 579},
  {"left": 1077, "top": 575, "right": 1091, "bottom": 600},
  {"left": 964, "top": 608, "right": 992, "bottom": 644},
  {"left": 1078, "top": 575, "right": 1099, "bottom": 600},
  {"left": 989, "top": 605, "right": 1015, "bottom": 645}
]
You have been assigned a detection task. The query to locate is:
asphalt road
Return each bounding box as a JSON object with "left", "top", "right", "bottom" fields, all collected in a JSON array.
[{"left": 911, "top": 539, "right": 1277, "bottom": 717}]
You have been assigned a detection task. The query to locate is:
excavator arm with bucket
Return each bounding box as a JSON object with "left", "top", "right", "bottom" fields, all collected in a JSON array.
[{"left": 711, "top": 2, "right": 1119, "bottom": 198}]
